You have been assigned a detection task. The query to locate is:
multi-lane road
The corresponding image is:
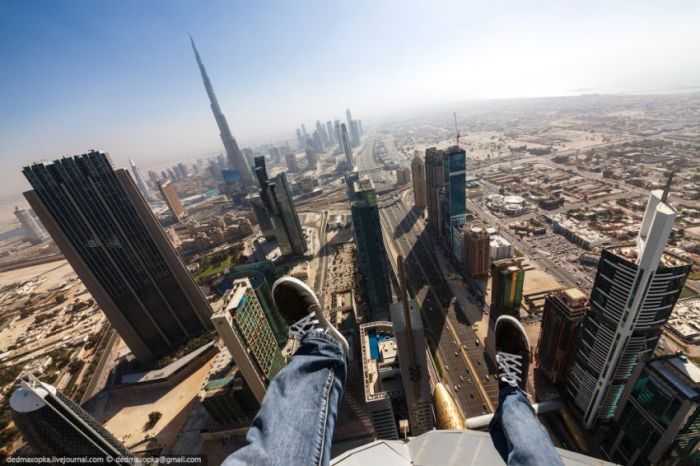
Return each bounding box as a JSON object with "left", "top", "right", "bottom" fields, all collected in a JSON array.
[{"left": 353, "top": 133, "right": 498, "bottom": 417}]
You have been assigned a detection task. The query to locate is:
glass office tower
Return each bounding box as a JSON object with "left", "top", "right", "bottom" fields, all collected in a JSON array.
[{"left": 23, "top": 151, "right": 213, "bottom": 364}]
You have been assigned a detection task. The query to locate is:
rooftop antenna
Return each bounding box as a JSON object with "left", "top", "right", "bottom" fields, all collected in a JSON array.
[
  {"left": 661, "top": 172, "right": 674, "bottom": 204},
  {"left": 453, "top": 112, "right": 461, "bottom": 148}
]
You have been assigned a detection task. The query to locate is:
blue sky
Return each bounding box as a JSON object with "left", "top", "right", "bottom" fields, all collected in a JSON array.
[{"left": 1, "top": 0, "right": 699, "bottom": 197}]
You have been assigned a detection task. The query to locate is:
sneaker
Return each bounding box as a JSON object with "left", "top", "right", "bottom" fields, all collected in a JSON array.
[
  {"left": 494, "top": 315, "right": 530, "bottom": 391},
  {"left": 272, "top": 276, "right": 349, "bottom": 354}
]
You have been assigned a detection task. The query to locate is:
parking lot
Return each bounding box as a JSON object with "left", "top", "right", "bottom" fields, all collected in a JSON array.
[{"left": 522, "top": 230, "right": 597, "bottom": 291}]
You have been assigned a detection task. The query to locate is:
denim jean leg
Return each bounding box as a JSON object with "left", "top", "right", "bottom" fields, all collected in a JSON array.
[
  {"left": 222, "top": 331, "right": 347, "bottom": 466},
  {"left": 489, "top": 384, "right": 564, "bottom": 466}
]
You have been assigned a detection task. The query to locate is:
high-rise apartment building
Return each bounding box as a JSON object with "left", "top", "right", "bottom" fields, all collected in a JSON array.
[
  {"left": 566, "top": 183, "right": 692, "bottom": 429},
  {"left": 602, "top": 354, "right": 699, "bottom": 464},
  {"left": 346, "top": 173, "right": 392, "bottom": 321},
  {"left": 341, "top": 123, "right": 353, "bottom": 169},
  {"left": 200, "top": 369, "right": 260, "bottom": 426},
  {"left": 158, "top": 179, "right": 185, "bottom": 221},
  {"left": 490, "top": 259, "right": 524, "bottom": 320},
  {"left": 227, "top": 261, "right": 287, "bottom": 347},
  {"left": 10, "top": 375, "right": 132, "bottom": 459},
  {"left": 14, "top": 206, "right": 48, "bottom": 244},
  {"left": 425, "top": 147, "right": 444, "bottom": 242},
  {"left": 326, "top": 120, "right": 335, "bottom": 145},
  {"left": 305, "top": 146, "right": 318, "bottom": 170},
  {"left": 315, "top": 120, "right": 328, "bottom": 146},
  {"left": 254, "top": 156, "right": 307, "bottom": 256},
  {"left": 395, "top": 166, "right": 411, "bottom": 185},
  {"left": 23, "top": 151, "right": 213, "bottom": 363},
  {"left": 333, "top": 120, "right": 342, "bottom": 150},
  {"left": 442, "top": 146, "right": 467, "bottom": 259},
  {"left": 462, "top": 226, "right": 490, "bottom": 278},
  {"left": 190, "top": 36, "right": 252, "bottom": 185},
  {"left": 211, "top": 278, "right": 286, "bottom": 402},
  {"left": 285, "top": 152, "right": 299, "bottom": 173},
  {"left": 411, "top": 153, "right": 427, "bottom": 209},
  {"left": 536, "top": 288, "right": 588, "bottom": 385}
]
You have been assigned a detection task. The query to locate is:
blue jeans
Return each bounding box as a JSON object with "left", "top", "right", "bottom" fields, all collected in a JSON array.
[
  {"left": 489, "top": 384, "right": 564, "bottom": 466},
  {"left": 223, "top": 331, "right": 347, "bottom": 466}
]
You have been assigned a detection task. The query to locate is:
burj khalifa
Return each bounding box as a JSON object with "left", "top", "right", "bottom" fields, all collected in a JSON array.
[{"left": 190, "top": 35, "right": 253, "bottom": 186}]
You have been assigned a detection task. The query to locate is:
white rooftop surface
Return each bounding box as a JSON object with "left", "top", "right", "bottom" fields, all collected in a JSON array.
[{"left": 331, "top": 430, "right": 617, "bottom": 465}]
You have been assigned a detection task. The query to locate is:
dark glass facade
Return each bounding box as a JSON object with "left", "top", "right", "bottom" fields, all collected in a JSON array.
[
  {"left": 11, "top": 381, "right": 132, "bottom": 459},
  {"left": 253, "top": 156, "right": 307, "bottom": 255},
  {"left": 603, "top": 355, "right": 699, "bottom": 465},
  {"left": 346, "top": 173, "right": 392, "bottom": 321},
  {"left": 23, "top": 152, "right": 212, "bottom": 363}
]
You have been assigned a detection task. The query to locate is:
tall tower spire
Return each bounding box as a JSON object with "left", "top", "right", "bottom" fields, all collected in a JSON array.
[{"left": 190, "top": 36, "right": 253, "bottom": 185}]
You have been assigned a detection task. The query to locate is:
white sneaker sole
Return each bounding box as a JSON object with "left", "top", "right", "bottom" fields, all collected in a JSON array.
[{"left": 272, "top": 276, "right": 349, "bottom": 355}]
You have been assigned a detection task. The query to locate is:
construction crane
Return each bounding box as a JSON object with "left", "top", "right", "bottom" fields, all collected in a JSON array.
[{"left": 453, "top": 112, "right": 461, "bottom": 148}]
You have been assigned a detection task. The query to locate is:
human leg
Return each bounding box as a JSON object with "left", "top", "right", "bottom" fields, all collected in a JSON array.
[
  {"left": 222, "top": 277, "right": 349, "bottom": 466},
  {"left": 489, "top": 315, "right": 563, "bottom": 466},
  {"left": 223, "top": 331, "right": 346, "bottom": 466}
]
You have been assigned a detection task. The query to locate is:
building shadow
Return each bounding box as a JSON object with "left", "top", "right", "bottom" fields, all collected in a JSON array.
[{"left": 392, "top": 205, "right": 422, "bottom": 239}]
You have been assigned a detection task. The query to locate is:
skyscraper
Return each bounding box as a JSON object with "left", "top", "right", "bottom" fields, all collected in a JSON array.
[
  {"left": 14, "top": 206, "right": 48, "bottom": 244},
  {"left": 315, "top": 120, "right": 328, "bottom": 146},
  {"left": 425, "top": 147, "right": 444, "bottom": 242},
  {"left": 226, "top": 261, "right": 287, "bottom": 347},
  {"left": 536, "top": 288, "right": 588, "bottom": 386},
  {"left": 334, "top": 120, "right": 343, "bottom": 151},
  {"left": 211, "top": 278, "right": 286, "bottom": 402},
  {"left": 305, "top": 146, "right": 318, "bottom": 170},
  {"left": 566, "top": 182, "right": 692, "bottom": 429},
  {"left": 411, "top": 152, "right": 427, "bottom": 209},
  {"left": 129, "top": 159, "right": 155, "bottom": 202},
  {"left": 442, "top": 146, "right": 467, "bottom": 258},
  {"left": 296, "top": 128, "right": 305, "bottom": 149},
  {"left": 190, "top": 36, "right": 252, "bottom": 185},
  {"left": 254, "top": 156, "right": 307, "bottom": 255},
  {"left": 395, "top": 166, "right": 411, "bottom": 185},
  {"left": 285, "top": 152, "right": 299, "bottom": 173},
  {"left": 200, "top": 369, "right": 260, "bottom": 426},
  {"left": 250, "top": 194, "right": 275, "bottom": 240},
  {"left": 462, "top": 226, "right": 490, "bottom": 278},
  {"left": 341, "top": 123, "right": 353, "bottom": 169},
  {"left": 346, "top": 108, "right": 360, "bottom": 147},
  {"left": 490, "top": 259, "right": 525, "bottom": 320},
  {"left": 346, "top": 173, "right": 392, "bottom": 321},
  {"left": 10, "top": 375, "right": 132, "bottom": 459},
  {"left": 158, "top": 179, "right": 185, "bottom": 221},
  {"left": 326, "top": 120, "right": 335, "bottom": 145},
  {"left": 23, "top": 151, "right": 213, "bottom": 363},
  {"left": 602, "top": 354, "right": 699, "bottom": 464}
]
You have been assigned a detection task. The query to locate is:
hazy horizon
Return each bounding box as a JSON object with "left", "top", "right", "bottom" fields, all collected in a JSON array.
[{"left": 1, "top": 0, "right": 699, "bottom": 197}]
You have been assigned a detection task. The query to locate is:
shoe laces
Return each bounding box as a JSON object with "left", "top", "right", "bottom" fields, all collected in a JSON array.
[
  {"left": 289, "top": 310, "right": 321, "bottom": 340},
  {"left": 496, "top": 352, "right": 522, "bottom": 388}
]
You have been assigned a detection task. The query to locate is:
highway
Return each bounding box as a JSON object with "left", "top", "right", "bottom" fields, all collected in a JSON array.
[{"left": 354, "top": 133, "right": 498, "bottom": 417}]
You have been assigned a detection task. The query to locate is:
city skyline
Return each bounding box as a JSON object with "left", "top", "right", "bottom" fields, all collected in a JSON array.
[
  {"left": 1, "top": 3, "right": 700, "bottom": 461},
  {"left": 1, "top": 0, "right": 700, "bottom": 197}
]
